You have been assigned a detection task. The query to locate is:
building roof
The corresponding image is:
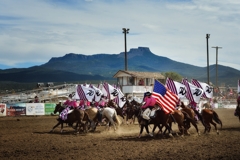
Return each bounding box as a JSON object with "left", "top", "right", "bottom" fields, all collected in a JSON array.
[{"left": 113, "top": 70, "right": 165, "bottom": 79}]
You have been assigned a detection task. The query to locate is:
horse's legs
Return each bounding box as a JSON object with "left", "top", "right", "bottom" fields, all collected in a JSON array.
[
  {"left": 50, "top": 121, "right": 61, "bottom": 132},
  {"left": 203, "top": 120, "right": 210, "bottom": 134},
  {"left": 210, "top": 120, "right": 219, "bottom": 134},
  {"left": 109, "top": 118, "right": 117, "bottom": 131}
]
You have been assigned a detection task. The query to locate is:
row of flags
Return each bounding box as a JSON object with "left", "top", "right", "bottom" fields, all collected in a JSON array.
[
  {"left": 73, "top": 77, "right": 218, "bottom": 114},
  {"left": 74, "top": 82, "right": 126, "bottom": 108},
  {"left": 153, "top": 78, "right": 214, "bottom": 114}
]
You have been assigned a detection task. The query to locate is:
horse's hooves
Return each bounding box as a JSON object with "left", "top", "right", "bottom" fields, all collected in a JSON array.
[{"left": 168, "top": 133, "right": 173, "bottom": 138}]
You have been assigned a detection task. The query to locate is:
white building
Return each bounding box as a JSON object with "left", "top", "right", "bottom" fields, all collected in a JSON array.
[{"left": 113, "top": 70, "right": 165, "bottom": 101}]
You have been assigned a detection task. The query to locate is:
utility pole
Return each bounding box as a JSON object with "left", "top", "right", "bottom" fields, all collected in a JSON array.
[
  {"left": 206, "top": 34, "right": 210, "bottom": 85},
  {"left": 212, "top": 46, "right": 222, "bottom": 87},
  {"left": 122, "top": 28, "right": 129, "bottom": 71}
]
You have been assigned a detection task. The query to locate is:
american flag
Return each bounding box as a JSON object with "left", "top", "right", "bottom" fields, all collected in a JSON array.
[{"left": 152, "top": 79, "right": 179, "bottom": 114}]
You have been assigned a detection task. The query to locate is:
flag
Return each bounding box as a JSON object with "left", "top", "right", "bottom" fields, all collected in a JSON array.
[
  {"left": 191, "top": 79, "right": 213, "bottom": 98},
  {"left": 182, "top": 79, "right": 203, "bottom": 103},
  {"left": 152, "top": 79, "right": 179, "bottom": 114},
  {"left": 90, "top": 84, "right": 103, "bottom": 102},
  {"left": 114, "top": 86, "right": 126, "bottom": 108},
  {"left": 99, "top": 83, "right": 108, "bottom": 97},
  {"left": 103, "top": 82, "right": 119, "bottom": 100},
  {"left": 75, "top": 84, "right": 95, "bottom": 102},
  {"left": 165, "top": 77, "right": 186, "bottom": 99}
]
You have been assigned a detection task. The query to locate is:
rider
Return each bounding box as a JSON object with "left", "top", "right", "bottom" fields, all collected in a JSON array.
[
  {"left": 141, "top": 92, "right": 156, "bottom": 120},
  {"left": 138, "top": 92, "right": 155, "bottom": 138},
  {"left": 58, "top": 94, "right": 74, "bottom": 121}
]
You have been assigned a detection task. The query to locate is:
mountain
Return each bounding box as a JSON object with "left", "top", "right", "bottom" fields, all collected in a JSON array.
[{"left": 0, "top": 47, "right": 239, "bottom": 87}]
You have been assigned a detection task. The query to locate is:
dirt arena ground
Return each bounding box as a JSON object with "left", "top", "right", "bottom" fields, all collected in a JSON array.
[{"left": 1, "top": 108, "right": 240, "bottom": 160}]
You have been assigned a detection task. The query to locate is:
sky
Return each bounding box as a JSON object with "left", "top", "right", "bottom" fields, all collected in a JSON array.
[{"left": 0, "top": 0, "right": 240, "bottom": 71}]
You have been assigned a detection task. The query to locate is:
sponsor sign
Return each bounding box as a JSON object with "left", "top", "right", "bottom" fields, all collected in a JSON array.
[
  {"left": 26, "top": 103, "right": 45, "bottom": 115},
  {"left": 6, "top": 103, "right": 26, "bottom": 116},
  {"left": 0, "top": 103, "right": 7, "bottom": 116},
  {"left": 44, "top": 103, "right": 56, "bottom": 115}
]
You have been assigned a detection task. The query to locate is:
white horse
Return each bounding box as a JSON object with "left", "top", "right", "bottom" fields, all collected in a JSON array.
[{"left": 102, "top": 107, "right": 121, "bottom": 131}]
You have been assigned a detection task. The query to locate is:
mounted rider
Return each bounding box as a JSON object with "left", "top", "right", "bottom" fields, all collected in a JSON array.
[
  {"left": 58, "top": 94, "right": 77, "bottom": 121},
  {"left": 141, "top": 92, "right": 156, "bottom": 120}
]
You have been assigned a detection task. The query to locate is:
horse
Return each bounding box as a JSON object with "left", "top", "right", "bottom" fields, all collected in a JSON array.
[
  {"left": 138, "top": 106, "right": 173, "bottom": 137},
  {"left": 179, "top": 102, "right": 200, "bottom": 134},
  {"left": 200, "top": 109, "right": 222, "bottom": 134},
  {"left": 50, "top": 103, "right": 89, "bottom": 133},
  {"left": 101, "top": 107, "right": 121, "bottom": 131},
  {"left": 124, "top": 99, "right": 141, "bottom": 124},
  {"left": 106, "top": 100, "right": 125, "bottom": 120},
  {"left": 84, "top": 107, "right": 99, "bottom": 131}
]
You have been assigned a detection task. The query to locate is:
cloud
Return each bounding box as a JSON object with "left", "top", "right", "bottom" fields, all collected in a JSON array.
[{"left": 0, "top": 0, "right": 239, "bottom": 71}]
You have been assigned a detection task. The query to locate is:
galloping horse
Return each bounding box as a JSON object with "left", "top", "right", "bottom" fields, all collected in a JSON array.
[
  {"left": 180, "top": 102, "right": 200, "bottom": 134},
  {"left": 168, "top": 110, "right": 199, "bottom": 136},
  {"left": 101, "top": 107, "right": 121, "bottom": 131},
  {"left": 138, "top": 106, "right": 173, "bottom": 137},
  {"left": 84, "top": 107, "right": 99, "bottom": 131},
  {"left": 106, "top": 100, "right": 125, "bottom": 120},
  {"left": 50, "top": 103, "right": 89, "bottom": 133},
  {"left": 201, "top": 109, "right": 222, "bottom": 134},
  {"left": 124, "top": 99, "right": 141, "bottom": 124}
]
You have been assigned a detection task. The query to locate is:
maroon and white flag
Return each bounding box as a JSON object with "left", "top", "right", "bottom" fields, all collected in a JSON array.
[
  {"left": 165, "top": 77, "right": 186, "bottom": 99},
  {"left": 103, "top": 82, "right": 119, "bottom": 100},
  {"left": 182, "top": 78, "right": 203, "bottom": 103},
  {"left": 75, "top": 84, "right": 95, "bottom": 102},
  {"left": 192, "top": 79, "right": 213, "bottom": 99}
]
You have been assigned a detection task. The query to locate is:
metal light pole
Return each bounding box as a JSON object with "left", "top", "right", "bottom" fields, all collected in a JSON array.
[
  {"left": 122, "top": 28, "right": 129, "bottom": 71},
  {"left": 206, "top": 34, "right": 210, "bottom": 85},
  {"left": 212, "top": 46, "right": 222, "bottom": 87}
]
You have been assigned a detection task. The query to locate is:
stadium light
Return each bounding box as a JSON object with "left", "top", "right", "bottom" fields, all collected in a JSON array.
[{"left": 122, "top": 28, "right": 130, "bottom": 71}]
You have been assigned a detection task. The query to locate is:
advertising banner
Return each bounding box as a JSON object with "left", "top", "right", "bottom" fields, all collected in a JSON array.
[
  {"left": 0, "top": 103, "right": 7, "bottom": 117},
  {"left": 26, "top": 103, "right": 45, "bottom": 115},
  {"left": 44, "top": 103, "right": 56, "bottom": 115},
  {"left": 6, "top": 103, "right": 26, "bottom": 116}
]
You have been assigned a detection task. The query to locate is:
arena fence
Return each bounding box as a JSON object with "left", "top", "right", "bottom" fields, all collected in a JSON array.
[
  {"left": 0, "top": 99, "right": 237, "bottom": 117},
  {"left": 0, "top": 103, "right": 56, "bottom": 117}
]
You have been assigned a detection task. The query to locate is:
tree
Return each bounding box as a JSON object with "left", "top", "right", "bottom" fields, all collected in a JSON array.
[{"left": 162, "top": 72, "right": 183, "bottom": 82}]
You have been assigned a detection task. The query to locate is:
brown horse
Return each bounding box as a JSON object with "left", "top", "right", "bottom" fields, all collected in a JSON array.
[
  {"left": 201, "top": 109, "right": 222, "bottom": 134},
  {"left": 180, "top": 102, "right": 201, "bottom": 134},
  {"left": 50, "top": 103, "right": 89, "bottom": 133}
]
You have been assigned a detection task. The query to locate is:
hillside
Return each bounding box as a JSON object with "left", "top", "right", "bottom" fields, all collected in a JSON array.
[{"left": 0, "top": 47, "right": 239, "bottom": 88}]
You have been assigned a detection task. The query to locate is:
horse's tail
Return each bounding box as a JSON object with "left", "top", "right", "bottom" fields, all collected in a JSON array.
[
  {"left": 212, "top": 111, "right": 222, "bottom": 128},
  {"left": 114, "top": 109, "right": 121, "bottom": 126}
]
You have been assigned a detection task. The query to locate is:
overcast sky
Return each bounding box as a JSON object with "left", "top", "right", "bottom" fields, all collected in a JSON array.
[{"left": 0, "top": 0, "right": 239, "bottom": 71}]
